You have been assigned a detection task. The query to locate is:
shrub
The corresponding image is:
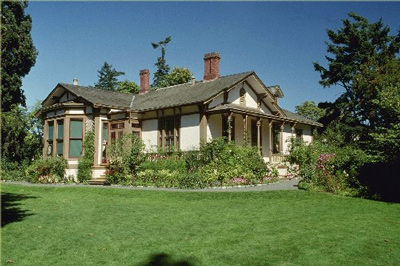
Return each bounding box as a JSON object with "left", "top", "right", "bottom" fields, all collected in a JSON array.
[
  {"left": 179, "top": 172, "right": 207, "bottom": 189},
  {"left": 77, "top": 131, "right": 95, "bottom": 183},
  {"left": 25, "top": 156, "right": 67, "bottom": 183},
  {"left": 1, "top": 159, "right": 30, "bottom": 181},
  {"left": 106, "top": 134, "right": 146, "bottom": 184},
  {"left": 287, "top": 138, "right": 369, "bottom": 195}
]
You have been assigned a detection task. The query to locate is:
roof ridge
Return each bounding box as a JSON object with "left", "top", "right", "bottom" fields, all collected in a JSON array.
[{"left": 59, "top": 83, "right": 135, "bottom": 96}]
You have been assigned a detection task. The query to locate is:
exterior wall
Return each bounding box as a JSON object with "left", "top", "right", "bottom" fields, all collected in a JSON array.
[
  {"left": 234, "top": 115, "right": 244, "bottom": 145},
  {"left": 207, "top": 114, "right": 222, "bottom": 141},
  {"left": 282, "top": 124, "right": 293, "bottom": 154},
  {"left": 261, "top": 119, "right": 270, "bottom": 161},
  {"left": 96, "top": 114, "right": 108, "bottom": 166},
  {"left": 228, "top": 83, "right": 258, "bottom": 109},
  {"left": 180, "top": 114, "right": 200, "bottom": 150},
  {"left": 209, "top": 93, "right": 224, "bottom": 108},
  {"left": 296, "top": 124, "right": 313, "bottom": 143},
  {"left": 260, "top": 102, "right": 272, "bottom": 115},
  {"left": 142, "top": 119, "right": 158, "bottom": 151}
]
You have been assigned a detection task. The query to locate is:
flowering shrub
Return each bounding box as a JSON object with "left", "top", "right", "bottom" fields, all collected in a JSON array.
[
  {"left": 287, "top": 138, "right": 369, "bottom": 195},
  {"left": 25, "top": 156, "right": 68, "bottom": 183},
  {"left": 226, "top": 177, "right": 249, "bottom": 186}
]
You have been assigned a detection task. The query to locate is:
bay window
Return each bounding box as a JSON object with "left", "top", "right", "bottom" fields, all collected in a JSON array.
[{"left": 69, "top": 119, "right": 83, "bottom": 157}]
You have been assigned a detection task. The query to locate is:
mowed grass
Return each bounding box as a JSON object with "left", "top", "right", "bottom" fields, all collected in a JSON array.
[{"left": 1, "top": 184, "right": 400, "bottom": 266}]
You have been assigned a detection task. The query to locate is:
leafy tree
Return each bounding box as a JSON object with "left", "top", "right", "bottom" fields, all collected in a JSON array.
[
  {"left": 152, "top": 67, "right": 193, "bottom": 89},
  {"left": 313, "top": 12, "right": 400, "bottom": 142},
  {"left": 1, "top": 102, "right": 43, "bottom": 163},
  {"left": 295, "top": 101, "right": 325, "bottom": 121},
  {"left": 355, "top": 58, "right": 400, "bottom": 160},
  {"left": 94, "top": 62, "right": 125, "bottom": 91},
  {"left": 151, "top": 36, "right": 171, "bottom": 88},
  {"left": 1, "top": 0, "right": 38, "bottom": 112},
  {"left": 116, "top": 80, "right": 139, "bottom": 94}
]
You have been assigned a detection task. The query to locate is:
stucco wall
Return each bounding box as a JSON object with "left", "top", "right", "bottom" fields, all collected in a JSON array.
[
  {"left": 228, "top": 83, "right": 258, "bottom": 109},
  {"left": 180, "top": 114, "right": 200, "bottom": 150},
  {"left": 209, "top": 93, "right": 224, "bottom": 108},
  {"left": 207, "top": 114, "right": 222, "bottom": 141},
  {"left": 142, "top": 119, "right": 158, "bottom": 151},
  {"left": 234, "top": 115, "right": 244, "bottom": 144},
  {"left": 282, "top": 124, "right": 293, "bottom": 154}
]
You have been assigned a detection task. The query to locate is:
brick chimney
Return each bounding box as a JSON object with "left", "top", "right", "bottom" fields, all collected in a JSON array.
[
  {"left": 139, "top": 69, "right": 150, "bottom": 94},
  {"left": 203, "top": 52, "right": 220, "bottom": 81}
]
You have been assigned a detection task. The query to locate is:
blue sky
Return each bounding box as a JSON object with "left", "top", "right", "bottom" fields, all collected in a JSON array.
[{"left": 23, "top": 2, "right": 400, "bottom": 111}]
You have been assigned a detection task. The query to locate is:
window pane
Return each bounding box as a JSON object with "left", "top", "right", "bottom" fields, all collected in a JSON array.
[
  {"left": 57, "top": 142, "right": 63, "bottom": 156},
  {"left": 70, "top": 120, "right": 83, "bottom": 138},
  {"left": 103, "top": 124, "right": 108, "bottom": 141},
  {"left": 69, "top": 140, "right": 82, "bottom": 157},
  {"left": 57, "top": 120, "right": 64, "bottom": 139},
  {"left": 48, "top": 122, "right": 54, "bottom": 140}
]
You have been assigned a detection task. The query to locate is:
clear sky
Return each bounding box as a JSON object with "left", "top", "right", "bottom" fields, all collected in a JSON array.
[{"left": 23, "top": 2, "right": 400, "bottom": 112}]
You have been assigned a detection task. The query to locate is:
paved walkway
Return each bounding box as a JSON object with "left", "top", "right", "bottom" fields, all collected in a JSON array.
[{"left": 2, "top": 179, "right": 300, "bottom": 192}]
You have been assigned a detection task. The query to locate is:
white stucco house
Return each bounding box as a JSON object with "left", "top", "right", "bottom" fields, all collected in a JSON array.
[{"left": 38, "top": 52, "right": 322, "bottom": 182}]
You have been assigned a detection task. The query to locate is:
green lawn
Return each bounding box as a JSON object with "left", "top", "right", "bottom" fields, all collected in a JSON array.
[{"left": 1, "top": 184, "right": 399, "bottom": 266}]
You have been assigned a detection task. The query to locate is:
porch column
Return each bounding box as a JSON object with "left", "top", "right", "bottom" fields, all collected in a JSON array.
[
  {"left": 268, "top": 120, "right": 273, "bottom": 161},
  {"left": 243, "top": 114, "right": 248, "bottom": 144},
  {"left": 227, "top": 113, "right": 233, "bottom": 143},
  {"left": 280, "top": 123, "right": 285, "bottom": 154},
  {"left": 291, "top": 123, "right": 296, "bottom": 136},
  {"left": 43, "top": 120, "right": 48, "bottom": 158},
  {"left": 199, "top": 104, "right": 208, "bottom": 144},
  {"left": 257, "top": 118, "right": 261, "bottom": 155}
]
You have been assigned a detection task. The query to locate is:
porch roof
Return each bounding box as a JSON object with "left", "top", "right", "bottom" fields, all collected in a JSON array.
[{"left": 207, "top": 103, "right": 323, "bottom": 127}]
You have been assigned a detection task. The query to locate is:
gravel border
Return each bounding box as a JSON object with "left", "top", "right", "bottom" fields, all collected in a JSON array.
[{"left": 1, "top": 178, "right": 300, "bottom": 192}]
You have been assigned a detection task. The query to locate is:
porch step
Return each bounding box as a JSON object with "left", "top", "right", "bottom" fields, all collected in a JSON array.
[{"left": 88, "top": 175, "right": 106, "bottom": 186}]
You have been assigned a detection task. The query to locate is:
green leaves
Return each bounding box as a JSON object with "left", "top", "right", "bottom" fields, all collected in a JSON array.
[{"left": 1, "top": 1, "right": 38, "bottom": 111}]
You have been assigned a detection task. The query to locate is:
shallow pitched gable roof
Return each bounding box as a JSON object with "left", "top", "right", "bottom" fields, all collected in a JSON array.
[
  {"left": 131, "top": 71, "right": 253, "bottom": 111},
  {"left": 58, "top": 83, "right": 134, "bottom": 109},
  {"left": 282, "top": 109, "right": 323, "bottom": 127}
]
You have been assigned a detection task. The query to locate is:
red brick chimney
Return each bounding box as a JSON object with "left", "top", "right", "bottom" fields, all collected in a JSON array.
[
  {"left": 139, "top": 69, "right": 150, "bottom": 94},
  {"left": 203, "top": 52, "right": 220, "bottom": 81}
]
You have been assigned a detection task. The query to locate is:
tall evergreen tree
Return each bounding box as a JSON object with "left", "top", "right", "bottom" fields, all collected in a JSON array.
[
  {"left": 313, "top": 12, "right": 400, "bottom": 142},
  {"left": 94, "top": 62, "right": 125, "bottom": 91},
  {"left": 151, "top": 36, "right": 171, "bottom": 88},
  {"left": 1, "top": 0, "right": 38, "bottom": 111}
]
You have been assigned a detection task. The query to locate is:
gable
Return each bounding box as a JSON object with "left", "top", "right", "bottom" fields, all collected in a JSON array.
[{"left": 207, "top": 74, "right": 281, "bottom": 115}]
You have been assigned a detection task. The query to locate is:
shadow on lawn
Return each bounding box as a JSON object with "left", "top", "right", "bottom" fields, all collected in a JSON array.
[
  {"left": 140, "top": 253, "right": 196, "bottom": 266},
  {"left": 1, "top": 192, "right": 37, "bottom": 227}
]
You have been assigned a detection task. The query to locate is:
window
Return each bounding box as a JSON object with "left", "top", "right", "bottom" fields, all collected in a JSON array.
[
  {"left": 69, "top": 119, "right": 83, "bottom": 157},
  {"left": 132, "top": 121, "right": 140, "bottom": 138},
  {"left": 272, "top": 124, "right": 281, "bottom": 154},
  {"left": 222, "top": 116, "right": 235, "bottom": 141},
  {"left": 47, "top": 121, "right": 54, "bottom": 156},
  {"left": 102, "top": 123, "right": 108, "bottom": 163},
  {"left": 56, "top": 120, "right": 64, "bottom": 156},
  {"left": 159, "top": 118, "right": 180, "bottom": 152},
  {"left": 295, "top": 128, "right": 303, "bottom": 140},
  {"left": 110, "top": 122, "right": 124, "bottom": 143},
  {"left": 240, "top": 88, "right": 246, "bottom": 105}
]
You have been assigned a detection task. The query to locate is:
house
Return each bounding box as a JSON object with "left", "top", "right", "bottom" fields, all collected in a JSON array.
[{"left": 38, "top": 52, "right": 322, "bottom": 181}]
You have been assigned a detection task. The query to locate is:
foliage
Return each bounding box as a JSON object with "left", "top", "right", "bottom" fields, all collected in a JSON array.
[
  {"left": 187, "top": 138, "right": 269, "bottom": 186},
  {"left": 116, "top": 80, "right": 139, "bottom": 94},
  {"left": 295, "top": 101, "right": 325, "bottom": 121},
  {"left": 354, "top": 58, "right": 400, "bottom": 161},
  {"left": 287, "top": 138, "right": 369, "bottom": 195},
  {"left": 178, "top": 172, "right": 207, "bottom": 189},
  {"left": 0, "top": 159, "right": 29, "bottom": 181},
  {"left": 314, "top": 12, "right": 400, "bottom": 144},
  {"left": 1, "top": 103, "right": 43, "bottom": 163},
  {"left": 153, "top": 67, "right": 193, "bottom": 89},
  {"left": 106, "top": 134, "right": 146, "bottom": 184},
  {"left": 77, "top": 131, "right": 95, "bottom": 183},
  {"left": 94, "top": 62, "right": 125, "bottom": 91},
  {"left": 1, "top": 0, "right": 38, "bottom": 111},
  {"left": 25, "top": 156, "right": 68, "bottom": 183},
  {"left": 151, "top": 36, "right": 171, "bottom": 88}
]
